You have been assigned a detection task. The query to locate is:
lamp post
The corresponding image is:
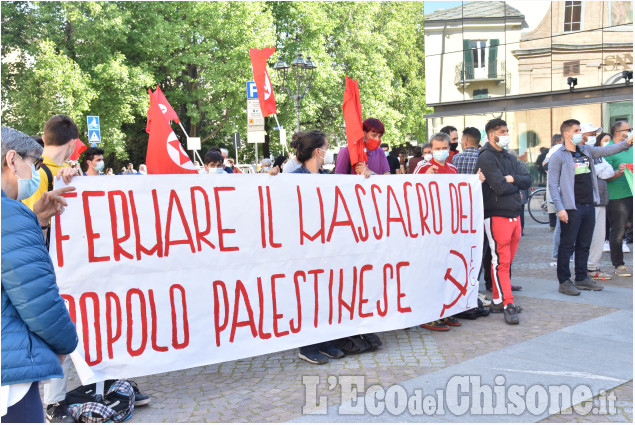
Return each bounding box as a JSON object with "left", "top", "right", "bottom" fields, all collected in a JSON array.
[{"left": 272, "top": 53, "right": 317, "bottom": 133}]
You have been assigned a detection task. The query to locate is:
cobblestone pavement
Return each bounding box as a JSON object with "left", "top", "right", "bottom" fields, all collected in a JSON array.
[{"left": 49, "top": 219, "right": 632, "bottom": 423}]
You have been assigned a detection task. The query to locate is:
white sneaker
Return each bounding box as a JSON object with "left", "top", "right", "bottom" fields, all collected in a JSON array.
[
  {"left": 478, "top": 293, "right": 491, "bottom": 307},
  {"left": 603, "top": 241, "right": 610, "bottom": 252},
  {"left": 614, "top": 265, "right": 632, "bottom": 277},
  {"left": 622, "top": 242, "right": 630, "bottom": 253}
]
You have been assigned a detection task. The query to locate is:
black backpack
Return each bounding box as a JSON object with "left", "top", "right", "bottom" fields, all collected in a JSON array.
[
  {"left": 332, "top": 333, "right": 382, "bottom": 354},
  {"left": 66, "top": 380, "right": 135, "bottom": 423}
]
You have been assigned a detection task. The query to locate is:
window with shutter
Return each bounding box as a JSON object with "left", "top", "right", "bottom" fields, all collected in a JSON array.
[
  {"left": 488, "top": 39, "right": 499, "bottom": 78},
  {"left": 463, "top": 39, "right": 474, "bottom": 80}
]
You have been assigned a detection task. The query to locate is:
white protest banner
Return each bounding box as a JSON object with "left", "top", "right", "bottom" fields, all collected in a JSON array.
[{"left": 51, "top": 173, "right": 483, "bottom": 384}]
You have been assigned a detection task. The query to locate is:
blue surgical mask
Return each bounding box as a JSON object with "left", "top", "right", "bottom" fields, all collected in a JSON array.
[
  {"left": 94, "top": 161, "right": 105, "bottom": 172},
  {"left": 572, "top": 134, "right": 583, "bottom": 145},
  {"left": 15, "top": 158, "right": 40, "bottom": 201},
  {"left": 432, "top": 150, "right": 449, "bottom": 163}
]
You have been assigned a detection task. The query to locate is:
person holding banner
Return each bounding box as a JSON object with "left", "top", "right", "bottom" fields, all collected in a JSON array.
[
  {"left": 334, "top": 118, "right": 390, "bottom": 177},
  {"left": 291, "top": 130, "right": 345, "bottom": 363},
  {"left": 414, "top": 133, "right": 485, "bottom": 331},
  {"left": 1, "top": 127, "right": 78, "bottom": 423}
]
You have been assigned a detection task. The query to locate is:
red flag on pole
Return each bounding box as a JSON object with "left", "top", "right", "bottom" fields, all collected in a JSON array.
[
  {"left": 68, "top": 138, "right": 87, "bottom": 161},
  {"left": 249, "top": 47, "right": 277, "bottom": 117},
  {"left": 146, "top": 87, "right": 180, "bottom": 133},
  {"left": 342, "top": 76, "right": 366, "bottom": 166},
  {"left": 146, "top": 93, "right": 198, "bottom": 175}
]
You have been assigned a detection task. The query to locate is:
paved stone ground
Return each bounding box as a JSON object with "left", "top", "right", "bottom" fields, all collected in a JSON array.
[{"left": 46, "top": 218, "right": 632, "bottom": 423}]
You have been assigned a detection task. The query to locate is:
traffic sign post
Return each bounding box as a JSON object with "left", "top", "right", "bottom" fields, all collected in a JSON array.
[
  {"left": 87, "top": 115, "right": 101, "bottom": 146},
  {"left": 247, "top": 81, "right": 266, "bottom": 163},
  {"left": 232, "top": 132, "right": 241, "bottom": 163}
]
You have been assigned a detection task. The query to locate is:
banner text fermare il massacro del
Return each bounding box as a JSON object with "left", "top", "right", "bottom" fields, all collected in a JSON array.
[{"left": 51, "top": 173, "right": 483, "bottom": 384}]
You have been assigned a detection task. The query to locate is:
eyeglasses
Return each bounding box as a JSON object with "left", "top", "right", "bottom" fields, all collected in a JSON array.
[
  {"left": 18, "top": 153, "right": 44, "bottom": 171},
  {"left": 621, "top": 128, "right": 633, "bottom": 133}
]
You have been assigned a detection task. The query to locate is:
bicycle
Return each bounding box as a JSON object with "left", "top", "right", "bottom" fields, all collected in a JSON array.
[{"left": 528, "top": 187, "right": 549, "bottom": 224}]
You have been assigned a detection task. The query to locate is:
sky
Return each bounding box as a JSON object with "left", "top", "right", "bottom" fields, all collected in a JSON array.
[{"left": 424, "top": 1, "right": 464, "bottom": 16}]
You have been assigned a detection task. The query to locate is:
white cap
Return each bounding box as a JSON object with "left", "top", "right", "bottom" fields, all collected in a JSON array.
[{"left": 580, "top": 123, "right": 602, "bottom": 134}]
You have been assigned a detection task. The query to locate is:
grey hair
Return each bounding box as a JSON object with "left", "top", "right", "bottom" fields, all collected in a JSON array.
[
  {"left": 261, "top": 158, "right": 272, "bottom": 167},
  {"left": 1, "top": 126, "right": 43, "bottom": 162},
  {"left": 220, "top": 148, "right": 228, "bottom": 156},
  {"left": 611, "top": 120, "right": 628, "bottom": 137},
  {"left": 421, "top": 142, "right": 432, "bottom": 150},
  {"left": 429, "top": 132, "right": 451, "bottom": 144}
]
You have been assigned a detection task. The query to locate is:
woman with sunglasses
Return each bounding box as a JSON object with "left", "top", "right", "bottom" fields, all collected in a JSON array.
[{"left": 1, "top": 126, "right": 78, "bottom": 422}]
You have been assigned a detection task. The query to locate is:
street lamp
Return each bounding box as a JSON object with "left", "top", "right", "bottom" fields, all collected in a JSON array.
[{"left": 272, "top": 53, "right": 317, "bottom": 132}]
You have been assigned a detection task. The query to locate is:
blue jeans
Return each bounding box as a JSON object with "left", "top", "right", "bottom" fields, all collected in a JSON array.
[
  {"left": 1, "top": 381, "right": 45, "bottom": 423},
  {"left": 557, "top": 203, "right": 595, "bottom": 283}
]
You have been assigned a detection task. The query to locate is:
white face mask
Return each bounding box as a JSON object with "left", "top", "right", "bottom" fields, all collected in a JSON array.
[
  {"left": 319, "top": 148, "right": 333, "bottom": 165},
  {"left": 424, "top": 153, "right": 433, "bottom": 162},
  {"left": 586, "top": 136, "right": 596, "bottom": 145},
  {"left": 495, "top": 135, "right": 510, "bottom": 148}
]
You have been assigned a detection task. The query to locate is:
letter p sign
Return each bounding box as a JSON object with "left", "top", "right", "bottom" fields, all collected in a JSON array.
[{"left": 247, "top": 82, "right": 258, "bottom": 99}]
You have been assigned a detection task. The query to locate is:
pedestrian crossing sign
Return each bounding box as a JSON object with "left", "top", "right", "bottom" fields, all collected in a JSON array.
[
  {"left": 87, "top": 115, "right": 101, "bottom": 144},
  {"left": 89, "top": 130, "right": 101, "bottom": 143}
]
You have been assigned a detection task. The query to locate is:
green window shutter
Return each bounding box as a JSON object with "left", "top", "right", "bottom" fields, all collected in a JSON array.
[
  {"left": 488, "top": 39, "right": 499, "bottom": 78},
  {"left": 463, "top": 39, "right": 474, "bottom": 80}
]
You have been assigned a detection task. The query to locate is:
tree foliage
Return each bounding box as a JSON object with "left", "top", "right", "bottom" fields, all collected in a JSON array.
[{"left": 1, "top": 1, "right": 429, "bottom": 168}]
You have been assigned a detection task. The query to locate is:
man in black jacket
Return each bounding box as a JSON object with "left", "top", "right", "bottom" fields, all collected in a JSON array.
[{"left": 475, "top": 118, "right": 532, "bottom": 325}]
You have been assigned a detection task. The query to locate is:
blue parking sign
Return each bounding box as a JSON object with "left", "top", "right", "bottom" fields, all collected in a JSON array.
[{"left": 246, "top": 82, "right": 258, "bottom": 99}]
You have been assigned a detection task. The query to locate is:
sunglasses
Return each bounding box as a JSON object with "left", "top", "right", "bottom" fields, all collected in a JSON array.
[{"left": 19, "top": 153, "right": 44, "bottom": 171}]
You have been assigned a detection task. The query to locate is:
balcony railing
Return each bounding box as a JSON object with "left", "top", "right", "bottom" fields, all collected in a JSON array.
[{"left": 455, "top": 61, "right": 507, "bottom": 86}]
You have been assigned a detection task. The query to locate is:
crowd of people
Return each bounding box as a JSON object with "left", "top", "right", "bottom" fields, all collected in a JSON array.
[{"left": 1, "top": 112, "right": 632, "bottom": 422}]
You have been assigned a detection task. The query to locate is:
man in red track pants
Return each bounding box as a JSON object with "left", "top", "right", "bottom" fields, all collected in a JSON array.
[{"left": 475, "top": 118, "right": 532, "bottom": 325}]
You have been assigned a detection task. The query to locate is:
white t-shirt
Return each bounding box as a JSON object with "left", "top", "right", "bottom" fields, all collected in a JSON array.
[
  {"left": 544, "top": 144, "right": 562, "bottom": 163},
  {"left": 1, "top": 382, "right": 32, "bottom": 416}
]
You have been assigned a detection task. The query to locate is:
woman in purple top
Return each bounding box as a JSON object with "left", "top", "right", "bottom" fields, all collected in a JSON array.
[{"left": 334, "top": 118, "right": 391, "bottom": 177}]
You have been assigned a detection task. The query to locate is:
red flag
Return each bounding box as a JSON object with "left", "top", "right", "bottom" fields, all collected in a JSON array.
[
  {"left": 68, "top": 138, "right": 87, "bottom": 161},
  {"left": 342, "top": 76, "right": 366, "bottom": 166},
  {"left": 249, "top": 47, "right": 277, "bottom": 117},
  {"left": 146, "top": 87, "right": 179, "bottom": 133},
  {"left": 146, "top": 94, "right": 198, "bottom": 175}
]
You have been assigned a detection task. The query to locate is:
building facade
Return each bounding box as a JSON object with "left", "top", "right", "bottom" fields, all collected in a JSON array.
[{"left": 424, "top": 0, "right": 633, "bottom": 178}]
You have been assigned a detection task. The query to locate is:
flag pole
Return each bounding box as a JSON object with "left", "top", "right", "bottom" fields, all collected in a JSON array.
[{"left": 273, "top": 114, "right": 285, "bottom": 156}]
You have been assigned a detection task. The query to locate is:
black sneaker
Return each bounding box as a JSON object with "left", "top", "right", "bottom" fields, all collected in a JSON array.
[
  {"left": 503, "top": 303, "right": 519, "bottom": 325},
  {"left": 558, "top": 279, "right": 581, "bottom": 296},
  {"left": 490, "top": 302, "right": 523, "bottom": 313},
  {"left": 46, "top": 401, "right": 74, "bottom": 423},
  {"left": 319, "top": 343, "right": 345, "bottom": 359},
  {"left": 299, "top": 347, "right": 329, "bottom": 364},
  {"left": 127, "top": 380, "right": 151, "bottom": 406}
]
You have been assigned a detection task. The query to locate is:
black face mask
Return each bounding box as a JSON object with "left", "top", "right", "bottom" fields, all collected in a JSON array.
[{"left": 450, "top": 143, "right": 459, "bottom": 151}]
